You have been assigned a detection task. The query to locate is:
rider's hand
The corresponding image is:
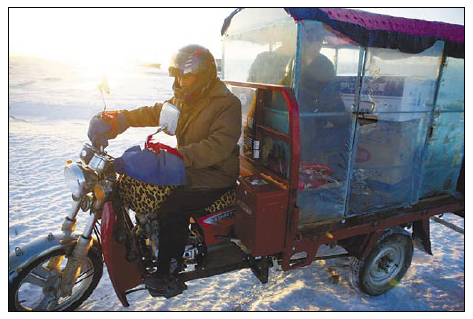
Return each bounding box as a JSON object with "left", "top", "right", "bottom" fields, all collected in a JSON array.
[
  {"left": 88, "top": 114, "right": 112, "bottom": 148},
  {"left": 88, "top": 112, "right": 129, "bottom": 149},
  {"left": 113, "top": 146, "right": 186, "bottom": 186}
]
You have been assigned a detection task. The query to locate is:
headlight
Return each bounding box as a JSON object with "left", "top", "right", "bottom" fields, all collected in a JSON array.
[{"left": 64, "top": 163, "right": 87, "bottom": 198}]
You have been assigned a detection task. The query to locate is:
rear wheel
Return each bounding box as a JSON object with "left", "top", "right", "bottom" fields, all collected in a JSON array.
[
  {"left": 9, "top": 247, "right": 103, "bottom": 311},
  {"left": 349, "top": 227, "right": 413, "bottom": 296}
]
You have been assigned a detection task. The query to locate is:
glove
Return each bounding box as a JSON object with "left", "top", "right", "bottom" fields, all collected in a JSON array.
[
  {"left": 113, "top": 145, "right": 186, "bottom": 186},
  {"left": 88, "top": 114, "right": 111, "bottom": 148},
  {"left": 88, "top": 111, "right": 129, "bottom": 149}
]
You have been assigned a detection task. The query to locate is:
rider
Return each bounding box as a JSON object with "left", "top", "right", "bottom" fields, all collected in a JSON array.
[{"left": 88, "top": 44, "right": 242, "bottom": 296}]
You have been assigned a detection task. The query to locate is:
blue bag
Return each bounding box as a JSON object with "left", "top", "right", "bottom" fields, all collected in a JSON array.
[{"left": 113, "top": 145, "right": 186, "bottom": 186}]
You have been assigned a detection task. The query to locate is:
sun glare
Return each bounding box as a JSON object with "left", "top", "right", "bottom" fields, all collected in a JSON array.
[
  {"left": 9, "top": 8, "right": 234, "bottom": 66},
  {"left": 9, "top": 7, "right": 236, "bottom": 107},
  {"left": 10, "top": 11, "right": 135, "bottom": 66}
]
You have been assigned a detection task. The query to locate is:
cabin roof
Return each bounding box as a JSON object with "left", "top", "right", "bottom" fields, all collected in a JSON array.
[{"left": 222, "top": 8, "right": 464, "bottom": 58}]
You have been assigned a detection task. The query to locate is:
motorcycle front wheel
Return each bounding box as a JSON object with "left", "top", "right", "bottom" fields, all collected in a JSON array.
[{"left": 9, "top": 247, "right": 103, "bottom": 311}]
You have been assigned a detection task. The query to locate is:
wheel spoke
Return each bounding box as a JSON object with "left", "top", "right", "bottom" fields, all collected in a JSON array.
[{"left": 75, "top": 267, "right": 94, "bottom": 285}]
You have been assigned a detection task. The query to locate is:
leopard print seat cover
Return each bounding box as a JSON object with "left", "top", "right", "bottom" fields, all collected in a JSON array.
[{"left": 118, "top": 175, "right": 236, "bottom": 216}]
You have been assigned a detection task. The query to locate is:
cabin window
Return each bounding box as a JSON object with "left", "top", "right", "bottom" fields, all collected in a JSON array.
[
  {"left": 222, "top": 8, "right": 297, "bottom": 86},
  {"left": 295, "top": 21, "right": 361, "bottom": 226},
  {"left": 348, "top": 41, "right": 445, "bottom": 215},
  {"left": 420, "top": 57, "right": 464, "bottom": 197}
]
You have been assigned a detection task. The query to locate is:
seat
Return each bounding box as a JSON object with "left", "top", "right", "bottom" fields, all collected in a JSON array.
[
  {"left": 204, "top": 188, "right": 236, "bottom": 213},
  {"left": 118, "top": 174, "right": 236, "bottom": 216}
]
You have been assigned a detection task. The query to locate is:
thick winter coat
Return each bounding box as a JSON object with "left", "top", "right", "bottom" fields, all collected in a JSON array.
[{"left": 122, "top": 78, "right": 242, "bottom": 190}]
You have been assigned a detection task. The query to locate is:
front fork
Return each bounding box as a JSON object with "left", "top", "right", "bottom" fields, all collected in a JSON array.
[{"left": 48, "top": 198, "right": 98, "bottom": 297}]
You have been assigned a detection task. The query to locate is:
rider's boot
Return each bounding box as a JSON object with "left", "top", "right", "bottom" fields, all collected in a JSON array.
[
  {"left": 144, "top": 257, "right": 187, "bottom": 298},
  {"left": 145, "top": 275, "right": 187, "bottom": 298},
  {"left": 140, "top": 213, "right": 187, "bottom": 298}
]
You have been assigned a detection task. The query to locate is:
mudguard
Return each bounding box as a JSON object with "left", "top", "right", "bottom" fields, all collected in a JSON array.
[
  {"left": 101, "top": 202, "right": 142, "bottom": 307},
  {"left": 8, "top": 231, "right": 91, "bottom": 283}
]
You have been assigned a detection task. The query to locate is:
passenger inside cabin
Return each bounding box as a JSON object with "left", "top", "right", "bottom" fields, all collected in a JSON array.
[
  {"left": 247, "top": 35, "right": 296, "bottom": 85},
  {"left": 296, "top": 26, "right": 351, "bottom": 185}
]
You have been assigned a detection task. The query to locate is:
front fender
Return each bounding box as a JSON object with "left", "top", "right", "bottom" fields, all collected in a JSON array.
[{"left": 8, "top": 232, "right": 98, "bottom": 283}]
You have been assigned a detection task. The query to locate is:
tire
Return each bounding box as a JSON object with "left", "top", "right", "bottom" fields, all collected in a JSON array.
[
  {"left": 9, "top": 247, "right": 103, "bottom": 311},
  {"left": 349, "top": 227, "right": 413, "bottom": 296}
]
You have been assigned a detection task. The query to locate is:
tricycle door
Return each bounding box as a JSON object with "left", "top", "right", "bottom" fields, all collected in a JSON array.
[{"left": 294, "top": 21, "right": 361, "bottom": 227}]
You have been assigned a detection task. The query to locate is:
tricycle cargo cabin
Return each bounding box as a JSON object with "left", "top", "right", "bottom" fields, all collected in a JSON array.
[
  {"left": 8, "top": 8, "right": 464, "bottom": 311},
  {"left": 223, "top": 7, "right": 464, "bottom": 290}
]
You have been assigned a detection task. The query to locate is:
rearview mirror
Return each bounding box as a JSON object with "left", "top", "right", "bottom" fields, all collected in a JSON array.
[
  {"left": 98, "top": 75, "right": 110, "bottom": 112},
  {"left": 159, "top": 102, "right": 180, "bottom": 135},
  {"left": 98, "top": 75, "right": 110, "bottom": 95}
]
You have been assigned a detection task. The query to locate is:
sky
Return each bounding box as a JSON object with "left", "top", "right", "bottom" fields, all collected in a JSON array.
[
  {"left": 8, "top": 8, "right": 236, "bottom": 64},
  {"left": 9, "top": 7, "right": 465, "bottom": 67}
]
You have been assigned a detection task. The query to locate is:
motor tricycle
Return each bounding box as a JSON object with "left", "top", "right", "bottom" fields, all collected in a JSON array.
[{"left": 9, "top": 8, "right": 465, "bottom": 311}]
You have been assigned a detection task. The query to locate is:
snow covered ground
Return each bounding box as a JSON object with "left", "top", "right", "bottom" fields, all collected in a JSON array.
[{"left": 8, "top": 56, "right": 465, "bottom": 311}]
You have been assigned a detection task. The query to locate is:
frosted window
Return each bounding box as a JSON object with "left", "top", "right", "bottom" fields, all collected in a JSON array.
[
  {"left": 420, "top": 57, "right": 464, "bottom": 197},
  {"left": 222, "top": 9, "right": 297, "bottom": 85},
  {"left": 348, "top": 42, "right": 444, "bottom": 215},
  {"left": 296, "top": 21, "right": 361, "bottom": 227}
]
